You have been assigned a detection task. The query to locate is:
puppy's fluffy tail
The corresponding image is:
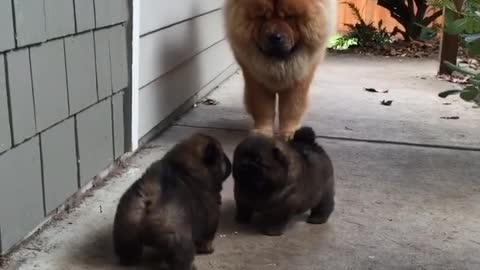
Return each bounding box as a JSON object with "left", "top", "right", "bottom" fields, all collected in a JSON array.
[{"left": 292, "top": 126, "right": 316, "bottom": 145}]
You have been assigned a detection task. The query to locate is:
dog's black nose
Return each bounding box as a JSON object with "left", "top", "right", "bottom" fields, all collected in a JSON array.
[
  {"left": 239, "top": 162, "right": 251, "bottom": 172},
  {"left": 262, "top": 32, "right": 291, "bottom": 58},
  {"left": 268, "top": 33, "right": 285, "bottom": 46}
]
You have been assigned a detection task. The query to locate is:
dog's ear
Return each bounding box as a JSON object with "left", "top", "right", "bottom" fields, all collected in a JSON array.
[
  {"left": 272, "top": 147, "right": 289, "bottom": 168},
  {"left": 204, "top": 142, "right": 220, "bottom": 165}
]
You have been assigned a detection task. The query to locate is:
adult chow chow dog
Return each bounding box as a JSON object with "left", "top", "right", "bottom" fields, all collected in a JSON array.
[
  {"left": 232, "top": 126, "right": 335, "bottom": 236},
  {"left": 224, "top": 0, "right": 336, "bottom": 139},
  {"left": 113, "top": 134, "right": 231, "bottom": 269}
]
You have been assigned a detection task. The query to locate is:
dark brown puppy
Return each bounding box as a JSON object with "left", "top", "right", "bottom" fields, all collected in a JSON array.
[
  {"left": 113, "top": 133, "right": 231, "bottom": 269},
  {"left": 232, "top": 126, "right": 334, "bottom": 236}
]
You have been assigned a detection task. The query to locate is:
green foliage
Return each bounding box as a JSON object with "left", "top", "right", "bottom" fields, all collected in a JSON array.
[
  {"left": 378, "top": 0, "right": 443, "bottom": 41},
  {"left": 435, "top": 0, "right": 480, "bottom": 104},
  {"left": 329, "top": 34, "right": 358, "bottom": 50},
  {"left": 417, "top": 23, "right": 443, "bottom": 41},
  {"left": 338, "top": 2, "right": 392, "bottom": 49},
  {"left": 438, "top": 63, "right": 480, "bottom": 102}
]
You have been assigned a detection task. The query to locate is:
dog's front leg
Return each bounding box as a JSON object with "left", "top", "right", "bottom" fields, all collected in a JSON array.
[
  {"left": 277, "top": 79, "right": 312, "bottom": 140},
  {"left": 244, "top": 77, "right": 276, "bottom": 136}
]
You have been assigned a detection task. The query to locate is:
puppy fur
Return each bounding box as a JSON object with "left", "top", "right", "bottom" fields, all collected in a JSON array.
[
  {"left": 224, "top": 0, "right": 337, "bottom": 138},
  {"left": 113, "top": 134, "right": 231, "bottom": 269},
  {"left": 232, "top": 126, "right": 334, "bottom": 236}
]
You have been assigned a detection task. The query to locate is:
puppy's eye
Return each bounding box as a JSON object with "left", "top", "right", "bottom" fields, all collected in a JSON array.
[
  {"left": 285, "top": 15, "right": 296, "bottom": 21},
  {"left": 265, "top": 11, "right": 273, "bottom": 19},
  {"left": 249, "top": 153, "right": 261, "bottom": 163}
]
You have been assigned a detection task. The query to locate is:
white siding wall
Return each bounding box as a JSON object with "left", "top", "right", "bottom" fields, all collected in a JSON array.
[{"left": 137, "top": 1, "right": 236, "bottom": 139}]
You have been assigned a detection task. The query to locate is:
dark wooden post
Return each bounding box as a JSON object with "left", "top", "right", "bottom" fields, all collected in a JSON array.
[{"left": 438, "top": 0, "right": 464, "bottom": 75}]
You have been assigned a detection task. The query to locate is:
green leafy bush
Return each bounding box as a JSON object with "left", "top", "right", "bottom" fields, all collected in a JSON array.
[
  {"left": 329, "top": 34, "right": 358, "bottom": 50},
  {"left": 434, "top": 0, "right": 480, "bottom": 103},
  {"left": 333, "top": 2, "right": 392, "bottom": 50}
]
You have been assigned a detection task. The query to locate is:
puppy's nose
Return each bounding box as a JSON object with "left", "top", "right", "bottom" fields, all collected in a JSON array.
[
  {"left": 267, "top": 33, "right": 285, "bottom": 46},
  {"left": 239, "top": 163, "right": 251, "bottom": 172}
]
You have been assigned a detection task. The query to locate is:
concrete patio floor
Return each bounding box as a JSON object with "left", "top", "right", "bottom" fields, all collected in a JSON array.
[{"left": 3, "top": 55, "right": 480, "bottom": 270}]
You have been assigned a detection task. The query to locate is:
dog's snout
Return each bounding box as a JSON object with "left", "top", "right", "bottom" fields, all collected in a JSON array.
[
  {"left": 260, "top": 29, "right": 293, "bottom": 58},
  {"left": 237, "top": 160, "right": 261, "bottom": 176},
  {"left": 268, "top": 33, "right": 285, "bottom": 47},
  {"left": 239, "top": 162, "right": 251, "bottom": 172}
]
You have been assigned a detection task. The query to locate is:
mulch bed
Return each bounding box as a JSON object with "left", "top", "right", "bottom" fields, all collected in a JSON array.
[
  {"left": 329, "top": 38, "right": 480, "bottom": 84},
  {"left": 329, "top": 39, "right": 440, "bottom": 58}
]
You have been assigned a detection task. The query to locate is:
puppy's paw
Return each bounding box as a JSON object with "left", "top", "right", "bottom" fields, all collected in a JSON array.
[
  {"left": 261, "top": 226, "right": 286, "bottom": 236},
  {"left": 196, "top": 241, "right": 214, "bottom": 255},
  {"left": 235, "top": 210, "right": 253, "bottom": 224},
  {"left": 118, "top": 256, "right": 141, "bottom": 266},
  {"left": 307, "top": 215, "right": 329, "bottom": 224}
]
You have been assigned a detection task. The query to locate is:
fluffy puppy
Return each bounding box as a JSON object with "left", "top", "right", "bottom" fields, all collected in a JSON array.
[
  {"left": 113, "top": 133, "right": 231, "bottom": 269},
  {"left": 232, "top": 126, "right": 334, "bottom": 236},
  {"left": 224, "top": 0, "right": 337, "bottom": 138}
]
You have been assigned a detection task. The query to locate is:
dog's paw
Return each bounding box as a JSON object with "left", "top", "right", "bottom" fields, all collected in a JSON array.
[
  {"left": 261, "top": 226, "right": 286, "bottom": 236},
  {"left": 307, "top": 215, "right": 329, "bottom": 224},
  {"left": 251, "top": 128, "right": 274, "bottom": 137},
  {"left": 277, "top": 131, "right": 294, "bottom": 141},
  {"left": 196, "top": 241, "right": 214, "bottom": 255}
]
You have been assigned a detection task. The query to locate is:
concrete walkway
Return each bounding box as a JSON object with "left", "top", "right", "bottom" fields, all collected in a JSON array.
[{"left": 3, "top": 55, "right": 480, "bottom": 270}]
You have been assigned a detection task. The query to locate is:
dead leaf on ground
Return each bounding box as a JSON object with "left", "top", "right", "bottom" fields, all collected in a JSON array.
[
  {"left": 437, "top": 74, "right": 470, "bottom": 84},
  {"left": 440, "top": 116, "right": 460, "bottom": 120},
  {"left": 364, "top": 88, "right": 389, "bottom": 93},
  {"left": 381, "top": 100, "right": 393, "bottom": 106},
  {"left": 202, "top": 98, "right": 219, "bottom": 106}
]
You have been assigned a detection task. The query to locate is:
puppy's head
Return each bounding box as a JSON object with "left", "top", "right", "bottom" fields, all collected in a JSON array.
[
  {"left": 233, "top": 134, "right": 290, "bottom": 196},
  {"left": 225, "top": 0, "right": 333, "bottom": 60},
  {"left": 167, "top": 133, "right": 231, "bottom": 189}
]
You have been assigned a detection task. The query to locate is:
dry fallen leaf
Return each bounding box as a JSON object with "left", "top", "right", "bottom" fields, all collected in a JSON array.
[
  {"left": 202, "top": 98, "right": 219, "bottom": 106},
  {"left": 437, "top": 74, "right": 470, "bottom": 84},
  {"left": 381, "top": 100, "right": 393, "bottom": 106}
]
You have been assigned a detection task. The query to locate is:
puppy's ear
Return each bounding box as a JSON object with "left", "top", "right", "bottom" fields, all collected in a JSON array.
[
  {"left": 272, "top": 147, "right": 289, "bottom": 168},
  {"left": 204, "top": 142, "right": 220, "bottom": 165}
]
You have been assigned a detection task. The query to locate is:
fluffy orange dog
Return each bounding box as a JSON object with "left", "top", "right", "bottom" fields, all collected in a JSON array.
[{"left": 224, "top": 0, "right": 336, "bottom": 138}]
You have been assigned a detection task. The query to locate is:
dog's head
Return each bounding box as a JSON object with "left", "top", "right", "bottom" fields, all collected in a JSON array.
[
  {"left": 167, "top": 133, "right": 232, "bottom": 191},
  {"left": 233, "top": 134, "right": 290, "bottom": 196},
  {"left": 225, "top": 0, "right": 333, "bottom": 60}
]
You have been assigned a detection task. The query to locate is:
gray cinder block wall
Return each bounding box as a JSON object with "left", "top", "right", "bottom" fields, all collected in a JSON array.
[{"left": 0, "top": 0, "right": 129, "bottom": 254}]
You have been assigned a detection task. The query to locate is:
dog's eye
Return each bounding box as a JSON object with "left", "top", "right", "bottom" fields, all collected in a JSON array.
[
  {"left": 265, "top": 11, "right": 273, "bottom": 19},
  {"left": 251, "top": 154, "right": 261, "bottom": 164},
  {"left": 285, "top": 15, "right": 296, "bottom": 21}
]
